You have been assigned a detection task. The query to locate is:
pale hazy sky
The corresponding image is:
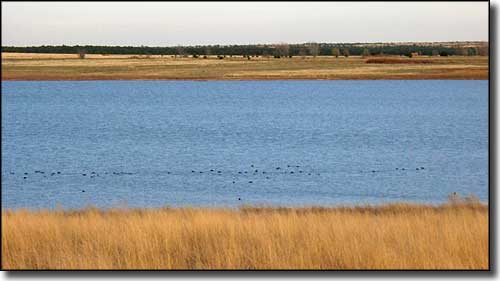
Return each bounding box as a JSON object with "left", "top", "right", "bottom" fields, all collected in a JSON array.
[{"left": 2, "top": 2, "right": 489, "bottom": 46}]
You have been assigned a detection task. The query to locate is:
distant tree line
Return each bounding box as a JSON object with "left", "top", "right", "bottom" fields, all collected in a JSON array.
[{"left": 1, "top": 43, "right": 488, "bottom": 57}]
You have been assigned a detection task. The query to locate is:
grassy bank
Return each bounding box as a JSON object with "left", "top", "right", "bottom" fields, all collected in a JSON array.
[
  {"left": 1, "top": 53, "right": 488, "bottom": 80},
  {"left": 2, "top": 203, "right": 488, "bottom": 270}
]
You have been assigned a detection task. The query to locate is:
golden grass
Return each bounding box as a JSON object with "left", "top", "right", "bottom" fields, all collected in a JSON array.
[
  {"left": 1, "top": 53, "right": 488, "bottom": 80},
  {"left": 365, "top": 57, "right": 436, "bottom": 64},
  {"left": 2, "top": 203, "right": 488, "bottom": 270}
]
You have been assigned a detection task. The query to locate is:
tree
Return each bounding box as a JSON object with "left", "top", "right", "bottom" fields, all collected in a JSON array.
[
  {"left": 477, "top": 46, "right": 488, "bottom": 56},
  {"left": 457, "top": 48, "right": 469, "bottom": 56},
  {"left": 331, "top": 48, "right": 340, "bottom": 58},
  {"left": 362, "top": 48, "right": 370, "bottom": 57},
  {"left": 431, "top": 50, "right": 439, "bottom": 56},
  {"left": 439, "top": 51, "right": 449, "bottom": 57},
  {"left": 175, "top": 46, "right": 185, "bottom": 57},
  {"left": 307, "top": 42, "right": 319, "bottom": 57},
  {"left": 341, "top": 48, "right": 350, "bottom": 57},
  {"left": 77, "top": 48, "right": 86, "bottom": 59},
  {"left": 275, "top": 43, "right": 290, "bottom": 57},
  {"left": 298, "top": 48, "right": 308, "bottom": 58},
  {"left": 204, "top": 47, "right": 212, "bottom": 56}
]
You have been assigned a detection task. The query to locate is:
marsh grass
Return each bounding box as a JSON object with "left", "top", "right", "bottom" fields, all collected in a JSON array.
[{"left": 1, "top": 202, "right": 488, "bottom": 270}]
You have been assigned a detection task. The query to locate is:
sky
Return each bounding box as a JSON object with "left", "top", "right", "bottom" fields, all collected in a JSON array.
[{"left": 1, "top": 2, "right": 489, "bottom": 46}]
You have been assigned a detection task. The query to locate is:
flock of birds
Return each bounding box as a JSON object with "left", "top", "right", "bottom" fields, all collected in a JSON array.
[{"left": 8, "top": 164, "right": 427, "bottom": 197}]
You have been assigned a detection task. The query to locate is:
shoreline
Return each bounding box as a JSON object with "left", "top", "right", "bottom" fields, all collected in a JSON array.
[
  {"left": 1, "top": 200, "right": 489, "bottom": 212},
  {"left": 1, "top": 77, "right": 489, "bottom": 81}
]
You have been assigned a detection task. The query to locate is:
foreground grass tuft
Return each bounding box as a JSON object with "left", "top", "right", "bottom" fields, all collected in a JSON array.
[{"left": 2, "top": 203, "right": 488, "bottom": 269}]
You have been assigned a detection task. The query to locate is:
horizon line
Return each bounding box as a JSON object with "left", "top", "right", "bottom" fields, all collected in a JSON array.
[{"left": 1, "top": 40, "right": 489, "bottom": 48}]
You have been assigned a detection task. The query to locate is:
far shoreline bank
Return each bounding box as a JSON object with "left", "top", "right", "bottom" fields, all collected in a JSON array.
[
  {"left": 2, "top": 53, "right": 488, "bottom": 81},
  {"left": 1, "top": 77, "right": 490, "bottom": 81}
]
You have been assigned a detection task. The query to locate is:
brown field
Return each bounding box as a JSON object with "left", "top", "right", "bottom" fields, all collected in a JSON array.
[
  {"left": 365, "top": 58, "right": 436, "bottom": 64},
  {"left": 2, "top": 202, "right": 488, "bottom": 270},
  {"left": 1, "top": 52, "right": 488, "bottom": 80}
]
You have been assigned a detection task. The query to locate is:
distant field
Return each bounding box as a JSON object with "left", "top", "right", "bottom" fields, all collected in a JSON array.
[
  {"left": 2, "top": 203, "right": 488, "bottom": 270},
  {"left": 1, "top": 53, "right": 488, "bottom": 80}
]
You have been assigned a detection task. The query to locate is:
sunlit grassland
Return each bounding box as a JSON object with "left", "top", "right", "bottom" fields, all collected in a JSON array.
[
  {"left": 1, "top": 53, "right": 488, "bottom": 80},
  {"left": 2, "top": 202, "right": 488, "bottom": 270}
]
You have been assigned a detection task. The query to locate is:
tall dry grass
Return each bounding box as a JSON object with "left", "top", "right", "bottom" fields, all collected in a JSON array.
[{"left": 2, "top": 203, "right": 488, "bottom": 270}]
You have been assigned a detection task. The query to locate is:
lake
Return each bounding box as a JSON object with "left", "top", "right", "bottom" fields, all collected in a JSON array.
[{"left": 1, "top": 80, "right": 488, "bottom": 209}]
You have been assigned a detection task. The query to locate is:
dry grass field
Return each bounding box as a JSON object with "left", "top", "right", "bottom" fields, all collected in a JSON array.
[
  {"left": 1, "top": 52, "right": 488, "bottom": 80},
  {"left": 2, "top": 202, "right": 488, "bottom": 270}
]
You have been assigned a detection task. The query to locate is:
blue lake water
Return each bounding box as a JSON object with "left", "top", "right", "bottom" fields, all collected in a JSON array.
[{"left": 1, "top": 80, "right": 488, "bottom": 209}]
